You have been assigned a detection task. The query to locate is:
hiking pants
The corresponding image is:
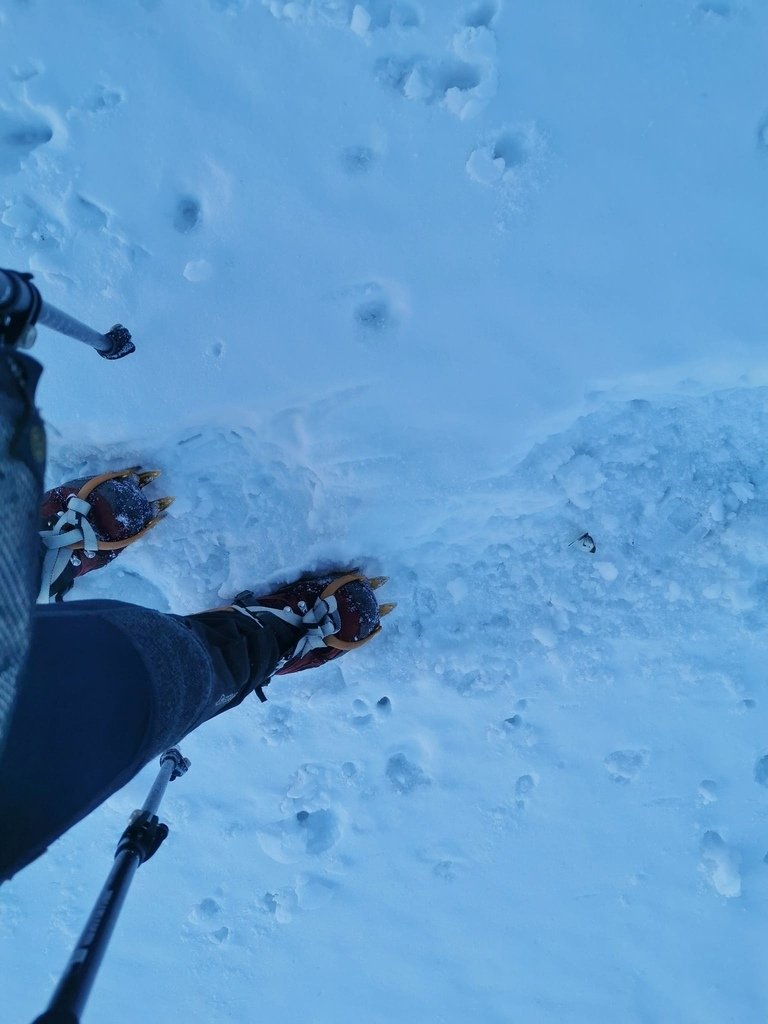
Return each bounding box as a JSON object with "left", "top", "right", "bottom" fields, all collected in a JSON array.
[{"left": 0, "top": 599, "right": 294, "bottom": 881}]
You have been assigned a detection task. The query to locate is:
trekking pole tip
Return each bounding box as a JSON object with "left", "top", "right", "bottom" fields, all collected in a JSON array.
[{"left": 97, "top": 324, "right": 135, "bottom": 360}]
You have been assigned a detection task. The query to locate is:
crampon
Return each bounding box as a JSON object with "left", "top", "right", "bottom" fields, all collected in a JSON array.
[
  {"left": 38, "top": 467, "right": 174, "bottom": 602},
  {"left": 231, "top": 570, "right": 396, "bottom": 678}
]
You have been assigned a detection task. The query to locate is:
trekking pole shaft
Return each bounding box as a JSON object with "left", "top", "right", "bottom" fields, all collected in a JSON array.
[
  {"left": 31, "top": 749, "right": 189, "bottom": 1024},
  {"left": 35, "top": 847, "right": 144, "bottom": 1022},
  {"left": 1, "top": 269, "right": 134, "bottom": 358},
  {"left": 143, "top": 754, "right": 176, "bottom": 817},
  {"left": 36, "top": 302, "right": 112, "bottom": 353}
]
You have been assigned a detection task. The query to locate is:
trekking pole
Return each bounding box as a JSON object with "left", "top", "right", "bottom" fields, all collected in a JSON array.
[
  {"left": 0, "top": 268, "right": 134, "bottom": 358},
  {"left": 31, "top": 748, "right": 190, "bottom": 1024}
]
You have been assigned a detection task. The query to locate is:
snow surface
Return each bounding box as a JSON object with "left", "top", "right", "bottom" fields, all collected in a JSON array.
[{"left": 3, "top": 0, "right": 768, "bottom": 1021}]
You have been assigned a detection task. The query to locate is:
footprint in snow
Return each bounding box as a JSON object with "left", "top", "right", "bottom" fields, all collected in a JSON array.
[
  {"left": 9, "top": 61, "right": 43, "bottom": 83},
  {"left": 257, "top": 808, "right": 342, "bottom": 862},
  {"left": 461, "top": 0, "right": 500, "bottom": 28},
  {"left": 375, "top": 53, "right": 486, "bottom": 118},
  {"left": 3, "top": 192, "right": 113, "bottom": 255},
  {"left": 264, "top": 0, "right": 420, "bottom": 32},
  {"left": 341, "top": 144, "right": 377, "bottom": 176},
  {"left": 81, "top": 85, "right": 124, "bottom": 115},
  {"left": 694, "top": 1, "right": 736, "bottom": 19},
  {"left": 699, "top": 830, "right": 741, "bottom": 898},
  {"left": 466, "top": 125, "right": 545, "bottom": 198},
  {"left": 377, "top": 695, "right": 392, "bottom": 715},
  {"left": 352, "top": 280, "right": 407, "bottom": 333},
  {"left": 372, "top": 0, "right": 500, "bottom": 119},
  {"left": 0, "top": 107, "right": 53, "bottom": 175},
  {"left": 514, "top": 773, "right": 537, "bottom": 809},
  {"left": 261, "top": 888, "right": 297, "bottom": 925},
  {"left": 497, "top": 711, "right": 539, "bottom": 750},
  {"left": 433, "top": 860, "right": 459, "bottom": 880},
  {"left": 350, "top": 697, "right": 374, "bottom": 727},
  {"left": 174, "top": 194, "right": 203, "bottom": 233},
  {"left": 348, "top": 695, "right": 392, "bottom": 727},
  {"left": 753, "top": 754, "right": 768, "bottom": 787},
  {"left": 386, "top": 752, "right": 431, "bottom": 793},
  {"left": 185, "top": 896, "right": 231, "bottom": 943},
  {"left": 367, "top": 2, "right": 422, "bottom": 30},
  {"left": 71, "top": 194, "right": 110, "bottom": 232},
  {"left": 356, "top": 296, "right": 392, "bottom": 330},
  {"left": 260, "top": 703, "right": 293, "bottom": 744},
  {"left": 698, "top": 779, "right": 718, "bottom": 805},
  {"left": 604, "top": 749, "right": 648, "bottom": 784},
  {"left": 295, "top": 873, "right": 337, "bottom": 910},
  {"left": 262, "top": 874, "right": 337, "bottom": 925},
  {"left": 0, "top": 194, "right": 64, "bottom": 249}
]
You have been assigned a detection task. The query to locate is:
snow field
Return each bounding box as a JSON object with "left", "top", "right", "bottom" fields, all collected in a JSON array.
[
  {"left": 16, "top": 381, "right": 768, "bottom": 1021},
  {"left": 2, "top": 0, "right": 768, "bottom": 1021}
]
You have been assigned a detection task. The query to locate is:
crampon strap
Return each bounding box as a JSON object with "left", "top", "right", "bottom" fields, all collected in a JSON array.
[{"left": 38, "top": 493, "right": 99, "bottom": 602}]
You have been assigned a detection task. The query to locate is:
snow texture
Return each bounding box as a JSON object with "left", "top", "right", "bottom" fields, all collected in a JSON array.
[{"left": 3, "top": 0, "right": 768, "bottom": 1022}]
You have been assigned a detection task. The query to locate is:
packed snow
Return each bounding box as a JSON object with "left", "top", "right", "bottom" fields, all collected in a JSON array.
[{"left": 3, "top": 0, "right": 768, "bottom": 1021}]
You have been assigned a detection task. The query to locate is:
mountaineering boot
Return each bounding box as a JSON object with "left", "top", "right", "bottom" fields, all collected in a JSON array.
[
  {"left": 230, "top": 570, "right": 395, "bottom": 676},
  {"left": 38, "top": 467, "right": 174, "bottom": 602}
]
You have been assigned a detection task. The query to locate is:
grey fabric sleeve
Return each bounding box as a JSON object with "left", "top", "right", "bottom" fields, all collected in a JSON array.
[{"left": 0, "top": 349, "right": 45, "bottom": 756}]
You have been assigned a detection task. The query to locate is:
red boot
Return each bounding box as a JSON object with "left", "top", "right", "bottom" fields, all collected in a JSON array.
[
  {"left": 231, "top": 571, "right": 394, "bottom": 674},
  {"left": 38, "top": 468, "right": 174, "bottom": 602}
]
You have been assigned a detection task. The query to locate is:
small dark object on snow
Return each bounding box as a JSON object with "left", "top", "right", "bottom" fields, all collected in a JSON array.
[{"left": 573, "top": 532, "right": 597, "bottom": 554}]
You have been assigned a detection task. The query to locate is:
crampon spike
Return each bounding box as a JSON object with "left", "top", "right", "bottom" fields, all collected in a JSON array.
[
  {"left": 368, "top": 576, "right": 389, "bottom": 590},
  {"left": 137, "top": 470, "right": 162, "bottom": 488},
  {"left": 152, "top": 496, "right": 175, "bottom": 513},
  {"left": 378, "top": 602, "right": 397, "bottom": 617}
]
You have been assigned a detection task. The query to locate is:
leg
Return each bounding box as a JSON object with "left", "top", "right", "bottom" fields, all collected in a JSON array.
[
  {"left": 0, "top": 599, "right": 295, "bottom": 882},
  {"left": 0, "top": 573, "right": 387, "bottom": 881}
]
